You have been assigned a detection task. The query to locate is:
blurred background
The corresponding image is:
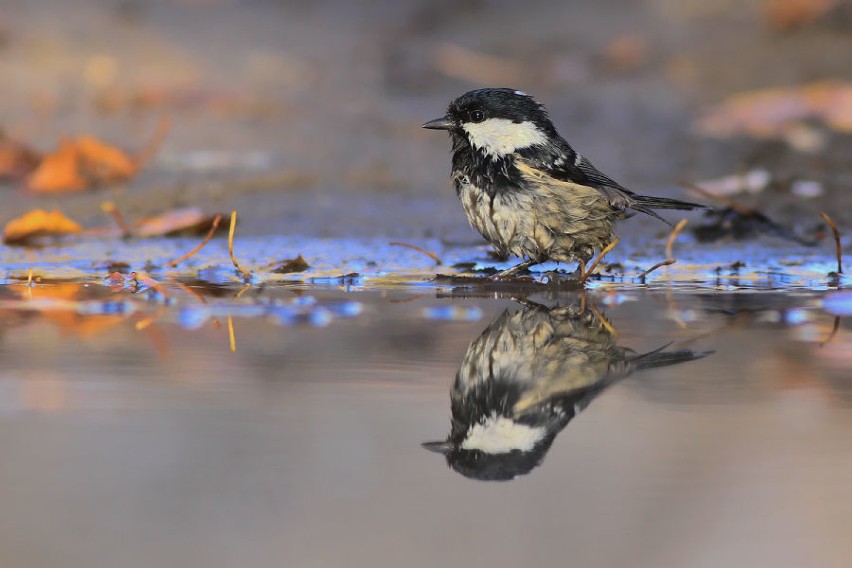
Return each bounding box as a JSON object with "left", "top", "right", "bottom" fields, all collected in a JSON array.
[{"left": 1, "top": 0, "right": 851, "bottom": 240}]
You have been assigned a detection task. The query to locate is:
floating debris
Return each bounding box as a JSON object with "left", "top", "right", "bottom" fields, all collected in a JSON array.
[{"left": 271, "top": 255, "right": 310, "bottom": 274}]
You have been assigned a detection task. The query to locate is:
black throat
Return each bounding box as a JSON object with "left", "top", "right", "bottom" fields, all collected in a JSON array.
[{"left": 450, "top": 131, "right": 517, "bottom": 198}]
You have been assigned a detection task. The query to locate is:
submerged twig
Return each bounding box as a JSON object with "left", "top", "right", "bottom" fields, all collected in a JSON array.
[
  {"left": 228, "top": 210, "right": 252, "bottom": 280},
  {"left": 101, "top": 201, "right": 133, "bottom": 238},
  {"left": 166, "top": 214, "right": 222, "bottom": 268},
  {"left": 666, "top": 219, "right": 688, "bottom": 260},
  {"left": 388, "top": 241, "right": 443, "bottom": 265},
  {"left": 637, "top": 258, "right": 676, "bottom": 279},
  {"left": 227, "top": 315, "right": 237, "bottom": 352},
  {"left": 170, "top": 280, "right": 208, "bottom": 304},
  {"left": 819, "top": 212, "right": 843, "bottom": 274},
  {"left": 135, "top": 305, "right": 167, "bottom": 331},
  {"left": 820, "top": 316, "right": 841, "bottom": 348},
  {"left": 587, "top": 300, "right": 618, "bottom": 338}
]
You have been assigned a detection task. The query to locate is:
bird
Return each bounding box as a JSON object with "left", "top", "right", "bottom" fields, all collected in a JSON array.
[
  {"left": 423, "top": 88, "right": 707, "bottom": 278},
  {"left": 423, "top": 297, "right": 712, "bottom": 481}
]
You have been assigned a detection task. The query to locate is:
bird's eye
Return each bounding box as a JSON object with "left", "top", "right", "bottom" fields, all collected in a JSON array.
[{"left": 470, "top": 110, "right": 485, "bottom": 123}]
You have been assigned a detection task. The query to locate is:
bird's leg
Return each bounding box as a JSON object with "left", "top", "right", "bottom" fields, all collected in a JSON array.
[
  {"left": 493, "top": 259, "right": 535, "bottom": 279},
  {"left": 578, "top": 236, "right": 621, "bottom": 284}
]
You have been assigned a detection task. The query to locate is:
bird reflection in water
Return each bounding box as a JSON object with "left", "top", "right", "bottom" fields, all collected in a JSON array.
[{"left": 423, "top": 296, "right": 711, "bottom": 481}]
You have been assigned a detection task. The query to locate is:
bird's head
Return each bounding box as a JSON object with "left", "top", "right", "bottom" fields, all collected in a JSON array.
[{"left": 423, "top": 88, "right": 558, "bottom": 159}]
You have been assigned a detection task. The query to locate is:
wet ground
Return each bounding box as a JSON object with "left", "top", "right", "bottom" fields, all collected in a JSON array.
[{"left": 1, "top": 0, "right": 852, "bottom": 567}]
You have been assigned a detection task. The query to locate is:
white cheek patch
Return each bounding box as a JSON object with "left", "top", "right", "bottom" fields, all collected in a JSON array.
[
  {"left": 463, "top": 119, "right": 548, "bottom": 158},
  {"left": 461, "top": 416, "right": 546, "bottom": 454}
]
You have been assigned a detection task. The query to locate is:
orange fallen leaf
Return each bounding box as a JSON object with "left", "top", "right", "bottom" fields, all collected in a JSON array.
[
  {"left": 25, "top": 118, "right": 170, "bottom": 194},
  {"left": 25, "top": 138, "right": 87, "bottom": 193},
  {"left": 603, "top": 35, "right": 648, "bottom": 72},
  {"left": 0, "top": 131, "right": 41, "bottom": 179},
  {"left": 695, "top": 80, "right": 852, "bottom": 138},
  {"left": 76, "top": 135, "right": 138, "bottom": 182},
  {"left": 3, "top": 209, "right": 83, "bottom": 245},
  {"left": 762, "top": 0, "right": 837, "bottom": 31}
]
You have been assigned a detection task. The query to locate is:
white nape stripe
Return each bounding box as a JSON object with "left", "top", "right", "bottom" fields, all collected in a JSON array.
[
  {"left": 463, "top": 119, "right": 547, "bottom": 158},
  {"left": 461, "top": 416, "right": 546, "bottom": 454}
]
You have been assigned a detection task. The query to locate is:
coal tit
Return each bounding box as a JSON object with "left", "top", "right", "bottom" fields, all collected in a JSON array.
[
  {"left": 423, "top": 298, "right": 711, "bottom": 481},
  {"left": 423, "top": 88, "right": 706, "bottom": 277}
]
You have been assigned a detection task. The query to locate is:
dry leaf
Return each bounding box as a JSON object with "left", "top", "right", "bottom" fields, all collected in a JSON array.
[
  {"left": 695, "top": 80, "right": 852, "bottom": 138},
  {"left": 75, "top": 135, "right": 138, "bottom": 182},
  {"left": 134, "top": 207, "right": 226, "bottom": 237},
  {"left": 26, "top": 138, "right": 88, "bottom": 193},
  {"left": 0, "top": 132, "right": 41, "bottom": 179},
  {"left": 25, "top": 119, "right": 169, "bottom": 194},
  {"left": 26, "top": 136, "right": 136, "bottom": 193},
  {"left": 433, "top": 43, "right": 530, "bottom": 85},
  {"left": 603, "top": 35, "right": 648, "bottom": 72},
  {"left": 3, "top": 209, "right": 83, "bottom": 245},
  {"left": 763, "top": 0, "right": 837, "bottom": 31}
]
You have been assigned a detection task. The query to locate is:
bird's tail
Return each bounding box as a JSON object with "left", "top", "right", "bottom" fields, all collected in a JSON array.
[
  {"left": 631, "top": 195, "right": 708, "bottom": 225},
  {"left": 634, "top": 195, "right": 707, "bottom": 211},
  {"left": 630, "top": 343, "right": 713, "bottom": 371}
]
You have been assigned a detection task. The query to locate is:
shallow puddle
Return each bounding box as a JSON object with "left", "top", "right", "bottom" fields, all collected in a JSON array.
[{"left": 0, "top": 256, "right": 850, "bottom": 566}]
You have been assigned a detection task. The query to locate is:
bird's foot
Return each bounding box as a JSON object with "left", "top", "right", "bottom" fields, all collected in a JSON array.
[{"left": 577, "top": 237, "right": 621, "bottom": 284}]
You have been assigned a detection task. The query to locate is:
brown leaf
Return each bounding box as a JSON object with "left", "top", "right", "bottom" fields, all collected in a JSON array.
[
  {"left": 763, "top": 0, "right": 837, "bottom": 31},
  {"left": 695, "top": 80, "right": 852, "bottom": 138},
  {"left": 134, "top": 207, "right": 227, "bottom": 238},
  {"left": 25, "top": 119, "right": 169, "bottom": 194},
  {"left": 75, "top": 135, "right": 138, "bottom": 183},
  {"left": 3, "top": 209, "right": 83, "bottom": 245},
  {"left": 271, "top": 255, "right": 310, "bottom": 274},
  {"left": 603, "top": 35, "right": 648, "bottom": 72},
  {"left": 25, "top": 138, "right": 88, "bottom": 193},
  {"left": 0, "top": 132, "right": 41, "bottom": 179}
]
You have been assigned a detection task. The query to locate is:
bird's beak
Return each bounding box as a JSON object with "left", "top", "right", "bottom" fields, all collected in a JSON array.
[
  {"left": 422, "top": 440, "right": 454, "bottom": 454},
  {"left": 421, "top": 116, "right": 454, "bottom": 131}
]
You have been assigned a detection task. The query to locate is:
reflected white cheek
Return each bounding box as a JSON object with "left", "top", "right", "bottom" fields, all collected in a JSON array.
[
  {"left": 461, "top": 416, "right": 546, "bottom": 454},
  {"left": 463, "top": 119, "right": 548, "bottom": 157}
]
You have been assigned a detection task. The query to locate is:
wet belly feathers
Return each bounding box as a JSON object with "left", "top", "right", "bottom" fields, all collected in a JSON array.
[{"left": 455, "top": 177, "right": 618, "bottom": 265}]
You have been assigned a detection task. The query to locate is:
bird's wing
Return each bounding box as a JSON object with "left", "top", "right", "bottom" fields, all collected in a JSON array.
[
  {"left": 515, "top": 147, "right": 681, "bottom": 224},
  {"left": 515, "top": 146, "right": 636, "bottom": 211}
]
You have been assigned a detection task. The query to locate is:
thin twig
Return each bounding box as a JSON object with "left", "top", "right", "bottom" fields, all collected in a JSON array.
[
  {"left": 234, "top": 284, "right": 252, "bottom": 300},
  {"left": 666, "top": 219, "right": 688, "bottom": 260},
  {"left": 134, "top": 116, "right": 172, "bottom": 170},
  {"left": 170, "top": 280, "right": 208, "bottom": 304},
  {"left": 101, "top": 201, "right": 133, "bottom": 238},
  {"left": 228, "top": 210, "right": 252, "bottom": 280},
  {"left": 637, "top": 258, "right": 676, "bottom": 279},
  {"left": 166, "top": 214, "right": 222, "bottom": 267},
  {"left": 227, "top": 315, "right": 237, "bottom": 353},
  {"left": 819, "top": 316, "right": 841, "bottom": 348},
  {"left": 820, "top": 212, "right": 843, "bottom": 274},
  {"left": 579, "top": 236, "right": 621, "bottom": 283},
  {"left": 389, "top": 241, "right": 443, "bottom": 265},
  {"left": 135, "top": 305, "right": 167, "bottom": 331}
]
